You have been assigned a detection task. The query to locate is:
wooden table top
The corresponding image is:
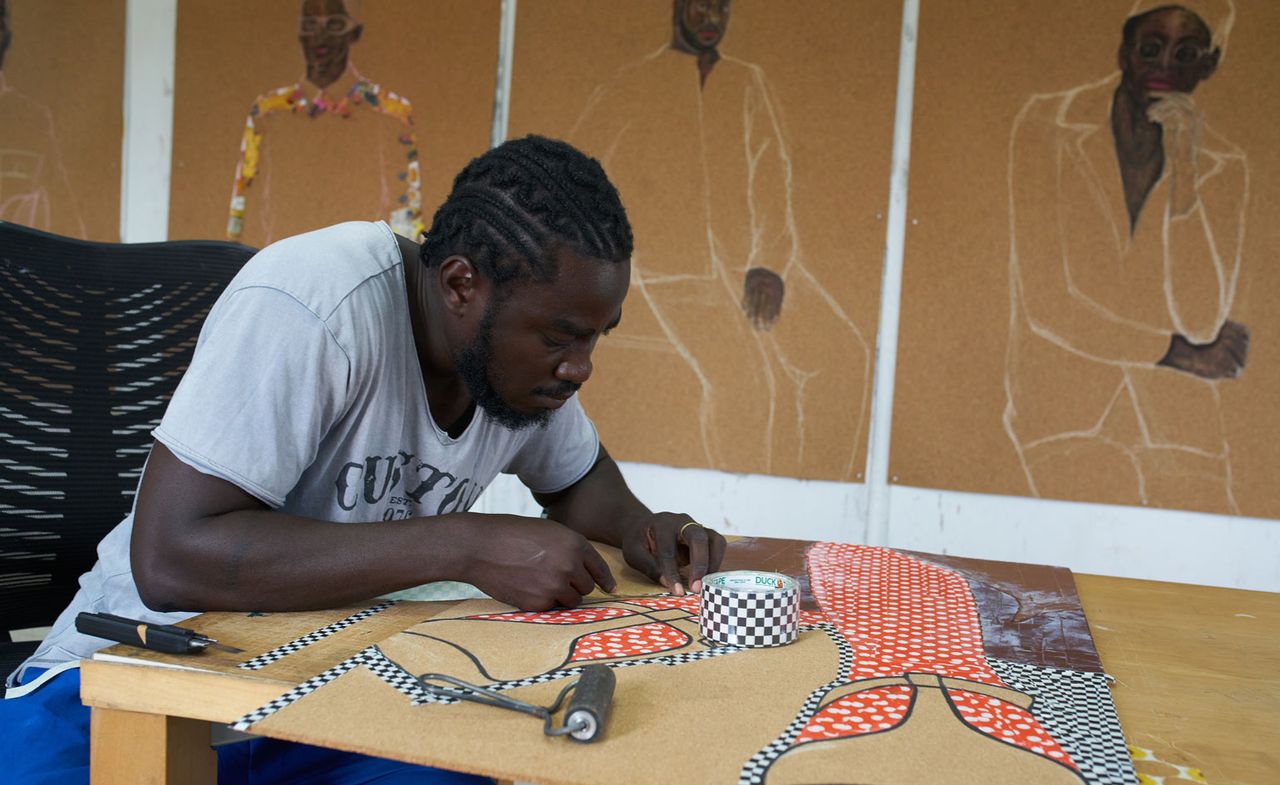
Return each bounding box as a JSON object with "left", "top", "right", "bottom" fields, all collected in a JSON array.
[
  {"left": 1075, "top": 574, "right": 1280, "bottom": 785},
  {"left": 80, "top": 551, "right": 1280, "bottom": 785}
]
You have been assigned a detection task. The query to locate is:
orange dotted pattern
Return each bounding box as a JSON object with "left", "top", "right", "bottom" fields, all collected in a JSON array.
[
  {"left": 806, "top": 544, "right": 1076, "bottom": 769},
  {"left": 795, "top": 685, "right": 913, "bottom": 743},
  {"left": 464, "top": 607, "right": 634, "bottom": 625},
  {"left": 948, "top": 690, "right": 1073, "bottom": 763},
  {"left": 568, "top": 622, "right": 691, "bottom": 662}
]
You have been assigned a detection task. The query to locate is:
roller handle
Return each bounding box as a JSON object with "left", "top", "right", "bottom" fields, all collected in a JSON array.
[
  {"left": 563, "top": 664, "right": 616, "bottom": 742},
  {"left": 75, "top": 612, "right": 198, "bottom": 654}
]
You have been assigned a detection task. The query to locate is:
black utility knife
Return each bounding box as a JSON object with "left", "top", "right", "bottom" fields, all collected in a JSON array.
[{"left": 75, "top": 612, "right": 243, "bottom": 654}]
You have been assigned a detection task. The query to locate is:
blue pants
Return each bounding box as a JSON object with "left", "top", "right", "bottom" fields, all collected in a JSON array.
[{"left": 1, "top": 668, "right": 491, "bottom": 785}]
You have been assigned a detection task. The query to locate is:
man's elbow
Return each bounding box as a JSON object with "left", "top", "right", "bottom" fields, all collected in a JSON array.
[{"left": 131, "top": 533, "right": 201, "bottom": 613}]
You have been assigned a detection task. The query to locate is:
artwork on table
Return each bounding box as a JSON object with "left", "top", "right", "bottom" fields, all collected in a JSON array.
[
  {"left": 169, "top": 0, "right": 498, "bottom": 249},
  {"left": 0, "top": 0, "right": 122, "bottom": 241},
  {"left": 229, "top": 542, "right": 1134, "bottom": 785},
  {"left": 509, "top": 0, "right": 898, "bottom": 482},
  {"left": 892, "top": 0, "right": 1280, "bottom": 518}
]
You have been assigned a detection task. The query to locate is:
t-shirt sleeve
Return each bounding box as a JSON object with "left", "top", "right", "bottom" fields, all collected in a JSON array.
[
  {"left": 153, "top": 285, "right": 350, "bottom": 507},
  {"left": 504, "top": 396, "right": 600, "bottom": 494}
]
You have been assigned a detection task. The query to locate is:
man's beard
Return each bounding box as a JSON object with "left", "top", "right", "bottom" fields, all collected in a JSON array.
[{"left": 453, "top": 304, "right": 554, "bottom": 432}]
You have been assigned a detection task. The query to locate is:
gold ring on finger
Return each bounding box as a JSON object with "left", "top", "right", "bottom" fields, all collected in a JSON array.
[{"left": 678, "top": 521, "right": 703, "bottom": 543}]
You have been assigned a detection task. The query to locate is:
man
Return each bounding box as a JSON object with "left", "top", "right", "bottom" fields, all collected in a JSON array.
[
  {"left": 4, "top": 136, "right": 725, "bottom": 783},
  {"left": 1004, "top": 1, "right": 1248, "bottom": 511},
  {"left": 227, "top": 0, "right": 424, "bottom": 246},
  {"left": 0, "top": 0, "right": 85, "bottom": 237},
  {"left": 568, "top": 0, "right": 870, "bottom": 480}
]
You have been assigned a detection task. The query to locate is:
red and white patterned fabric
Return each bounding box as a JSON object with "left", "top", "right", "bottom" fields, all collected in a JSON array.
[
  {"left": 569, "top": 622, "right": 691, "bottom": 662},
  {"left": 801, "top": 543, "right": 1075, "bottom": 768}
]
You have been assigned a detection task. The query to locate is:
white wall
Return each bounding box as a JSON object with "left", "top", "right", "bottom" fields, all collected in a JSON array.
[{"left": 120, "top": 0, "right": 1278, "bottom": 593}]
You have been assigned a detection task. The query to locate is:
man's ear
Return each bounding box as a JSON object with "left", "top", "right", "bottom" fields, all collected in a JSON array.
[
  {"left": 439, "top": 255, "right": 483, "bottom": 317},
  {"left": 349, "top": 23, "right": 364, "bottom": 45}
]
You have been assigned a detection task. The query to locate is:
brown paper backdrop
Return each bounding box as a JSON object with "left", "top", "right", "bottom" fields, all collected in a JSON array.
[
  {"left": 0, "top": 0, "right": 122, "bottom": 241},
  {"left": 892, "top": 1, "right": 1280, "bottom": 518},
  {"left": 168, "top": 0, "right": 498, "bottom": 247},
  {"left": 509, "top": 0, "right": 899, "bottom": 483}
]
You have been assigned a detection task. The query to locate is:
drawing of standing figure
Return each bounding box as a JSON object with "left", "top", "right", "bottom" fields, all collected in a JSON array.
[
  {"left": 569, "top": 0, "right": 869, "bottom": 480},
  {"left": 1004, "top": 1, "right": 1248, "bottom": 512},
  {"left": 0, "top": 0, "right": 85, "bottom": 237},
  {"left": 227, "top": 0, "right": 423, "bottom": 246}
]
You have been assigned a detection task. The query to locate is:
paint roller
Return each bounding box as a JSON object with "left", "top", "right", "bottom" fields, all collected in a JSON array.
[{"left": 415, "top": 663, "right": 616, "bottom": 743}]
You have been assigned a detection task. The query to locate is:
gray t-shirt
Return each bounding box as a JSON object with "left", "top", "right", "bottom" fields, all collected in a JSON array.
[{"left": 14, "top": 221, "right": 599, "bottom": 683}]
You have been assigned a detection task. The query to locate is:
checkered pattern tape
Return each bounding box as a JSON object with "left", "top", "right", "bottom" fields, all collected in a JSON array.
[
  {"left": 987, "top": 658, "right": 1134, "bottom": 785},
  {"left": 229, "top": 624, "right": 830, "bottom": 736},
  {"left": 700, "top": 581, "right": 799, "bottom": 648},
  {"left": 237, "top": 600, "right": 397, "bottom": 670},
  {"left": 738, "top": 623, "right": 854, "bottom": 784},
  {"left": 230, "top": 647, "right": 373, "bottom": 730}
]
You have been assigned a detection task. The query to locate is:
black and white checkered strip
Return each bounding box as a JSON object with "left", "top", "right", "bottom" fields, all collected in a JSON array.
[
  {"left": 230, "top": 647, "right": 373, "bottom": 730},
  {"left": 360, "top": 647, "right": 453, "bottom": 704},
  {"left": 238, "top": 600, "right": 397, "bottom": 670},
  {"left": 987, "top": 658, "right": 1135, "bottom": 785},
  {"left": 738, "top": 623, "right": 854, "bottom": 785},
  {"left": 700, "top": 585, "right": 799, "bottom": 648}
]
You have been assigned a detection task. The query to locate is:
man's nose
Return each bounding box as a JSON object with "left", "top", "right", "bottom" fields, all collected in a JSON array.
[{"left": 555, "top": 349, "right": 593, "bottom": 386}]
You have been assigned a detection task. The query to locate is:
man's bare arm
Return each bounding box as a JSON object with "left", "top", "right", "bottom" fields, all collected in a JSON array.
[
  {"left": 533, "top": 445, "right": 726, "bottom": 594},
  {"left": 132, "top": 442, "right": 611, "bottom": 613}
]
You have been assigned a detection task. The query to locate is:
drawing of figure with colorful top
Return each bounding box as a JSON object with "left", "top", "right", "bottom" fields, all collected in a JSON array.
[
  {"left": 1004, "top": 0, "right": 1249, "bottom": 513},
  {"left": 226, "top": 0, "right": 423, "bottom": 246},
  {"left": 0, "top": 0, "right": 85, "bottom": 237},
  {"left": 568, "top": 0, "right": 870, "bottom": 480}
]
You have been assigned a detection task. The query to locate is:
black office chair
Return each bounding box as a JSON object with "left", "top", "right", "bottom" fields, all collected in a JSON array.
[{"left": 0, "top": 222, "right": 255, "bottom": 692}]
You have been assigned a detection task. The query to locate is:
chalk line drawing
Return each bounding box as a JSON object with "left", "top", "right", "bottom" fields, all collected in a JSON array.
[
  {"left": 568, "top": 0, "right": 869, "bottom": 480},
  {"left": 1004, "top": 1, "right": 1248, "bottom": 513},
  {"left": 226, "top": 0, "right": 422, "bottom": 245},
  {"left": 0, "top": 0, "right": 85, "bottom": 238}
]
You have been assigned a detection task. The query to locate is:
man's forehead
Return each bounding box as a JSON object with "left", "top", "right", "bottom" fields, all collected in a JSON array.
[
  {"left": 1133, "top": 8, "right": 1211, "bottom": 39},
  {"left": 301, "top": 0, "right": 348, "bottom": 17}
]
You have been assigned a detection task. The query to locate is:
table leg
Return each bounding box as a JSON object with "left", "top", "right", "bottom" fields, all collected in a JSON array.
[{"left": 90, "top": 707, "right": 216, "bottom": 785}]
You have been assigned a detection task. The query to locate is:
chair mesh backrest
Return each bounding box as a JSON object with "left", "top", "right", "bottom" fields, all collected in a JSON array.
[{"left": 0, "top": 223, "right": 255, "bottom": 632}]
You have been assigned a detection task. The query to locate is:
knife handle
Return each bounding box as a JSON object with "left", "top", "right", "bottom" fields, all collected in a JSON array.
[{"left": 75, "top": 612, "right": 198, "bottom": 654}]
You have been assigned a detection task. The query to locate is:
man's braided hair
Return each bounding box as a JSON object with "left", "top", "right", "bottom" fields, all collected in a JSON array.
[{"left": 419, "top": 135, "right": 633, "bottom": 285}]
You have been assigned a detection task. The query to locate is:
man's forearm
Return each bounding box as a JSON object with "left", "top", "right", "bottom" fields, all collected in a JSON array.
[
  {"left": 132, "top": 510, "right": 480, "bottom": 613},
  {"left": 538, "top": 450, "right": 649, "bottom": 547}
]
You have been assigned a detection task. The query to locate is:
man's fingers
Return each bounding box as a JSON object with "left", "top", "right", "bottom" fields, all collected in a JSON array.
[
  {"left": 685, "top": 526, "right": 711, "bottom": 593},
  {"left": 708, "top": 531, "right": 728, "bottom": 574},
  {"left": 584, "top": 543, "right": 617, "bottom": 594},
  {"left": 554, "top": 587, "right": 584, "bottom": 609},
  {"left": 657, "top": 529, "right": 684, "bottom": 595}
]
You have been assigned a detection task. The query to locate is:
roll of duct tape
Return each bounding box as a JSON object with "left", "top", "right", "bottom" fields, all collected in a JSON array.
[{"left": 698, "top": 571, "right": 800, "bottom": 647}]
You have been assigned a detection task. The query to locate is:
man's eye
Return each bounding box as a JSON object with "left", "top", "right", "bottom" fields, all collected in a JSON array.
[
  {"left": 1139, "top": 40, "right": 1162, "bottom": 60},
  {"left": 1174, "top": 44, "right": 1200, "bottom": 64},
  {"left": 542, "top": 335, "right": 570, "bottom": 349}
]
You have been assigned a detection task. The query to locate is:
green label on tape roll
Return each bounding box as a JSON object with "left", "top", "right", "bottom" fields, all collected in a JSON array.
[{"left": 704, "top": 571, "right": 797, "bottom": 593}]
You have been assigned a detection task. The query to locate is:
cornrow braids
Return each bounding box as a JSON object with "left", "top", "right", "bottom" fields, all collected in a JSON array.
[{"left": 419, "top": 135, "right": 633, "bottom": 286}]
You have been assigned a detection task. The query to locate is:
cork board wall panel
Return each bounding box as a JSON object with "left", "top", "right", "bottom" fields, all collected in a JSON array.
[
  {"left": 168, "top": 0, "right": 499, "bottom": 248},
  {"left": 0, "top": 0, "right": 123, "bottom": 241},
  {"left": 509, "top": 0, "right": 900, "bottom": 483},
  {"left": 891, "top": 0, "right": 1280, "bottom": 518}
]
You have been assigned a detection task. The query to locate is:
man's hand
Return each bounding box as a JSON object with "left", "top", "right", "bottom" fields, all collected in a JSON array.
[
  {"left": 1148, "top": 91, "right": 1204, "bottom": 216},
  {"left": 1157, "top": 319, "right": 1249, "bottom": 380},
  {"left": 742, "top": 267, "right": 785, "bottom": 330},
  {"left": 460, "top": 516, "right": 616, "bottom": 611},
  {"left": 621, "top": 513, "right": 727, "bottom": 596}
]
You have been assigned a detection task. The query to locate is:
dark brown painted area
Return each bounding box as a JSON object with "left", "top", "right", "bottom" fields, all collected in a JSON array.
[
  {"left": 719, "top": 538, "right": 1103, "bottom": 672},
  {"left": 901, "top": 550, "right": 1104, "bottom": 673}
]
